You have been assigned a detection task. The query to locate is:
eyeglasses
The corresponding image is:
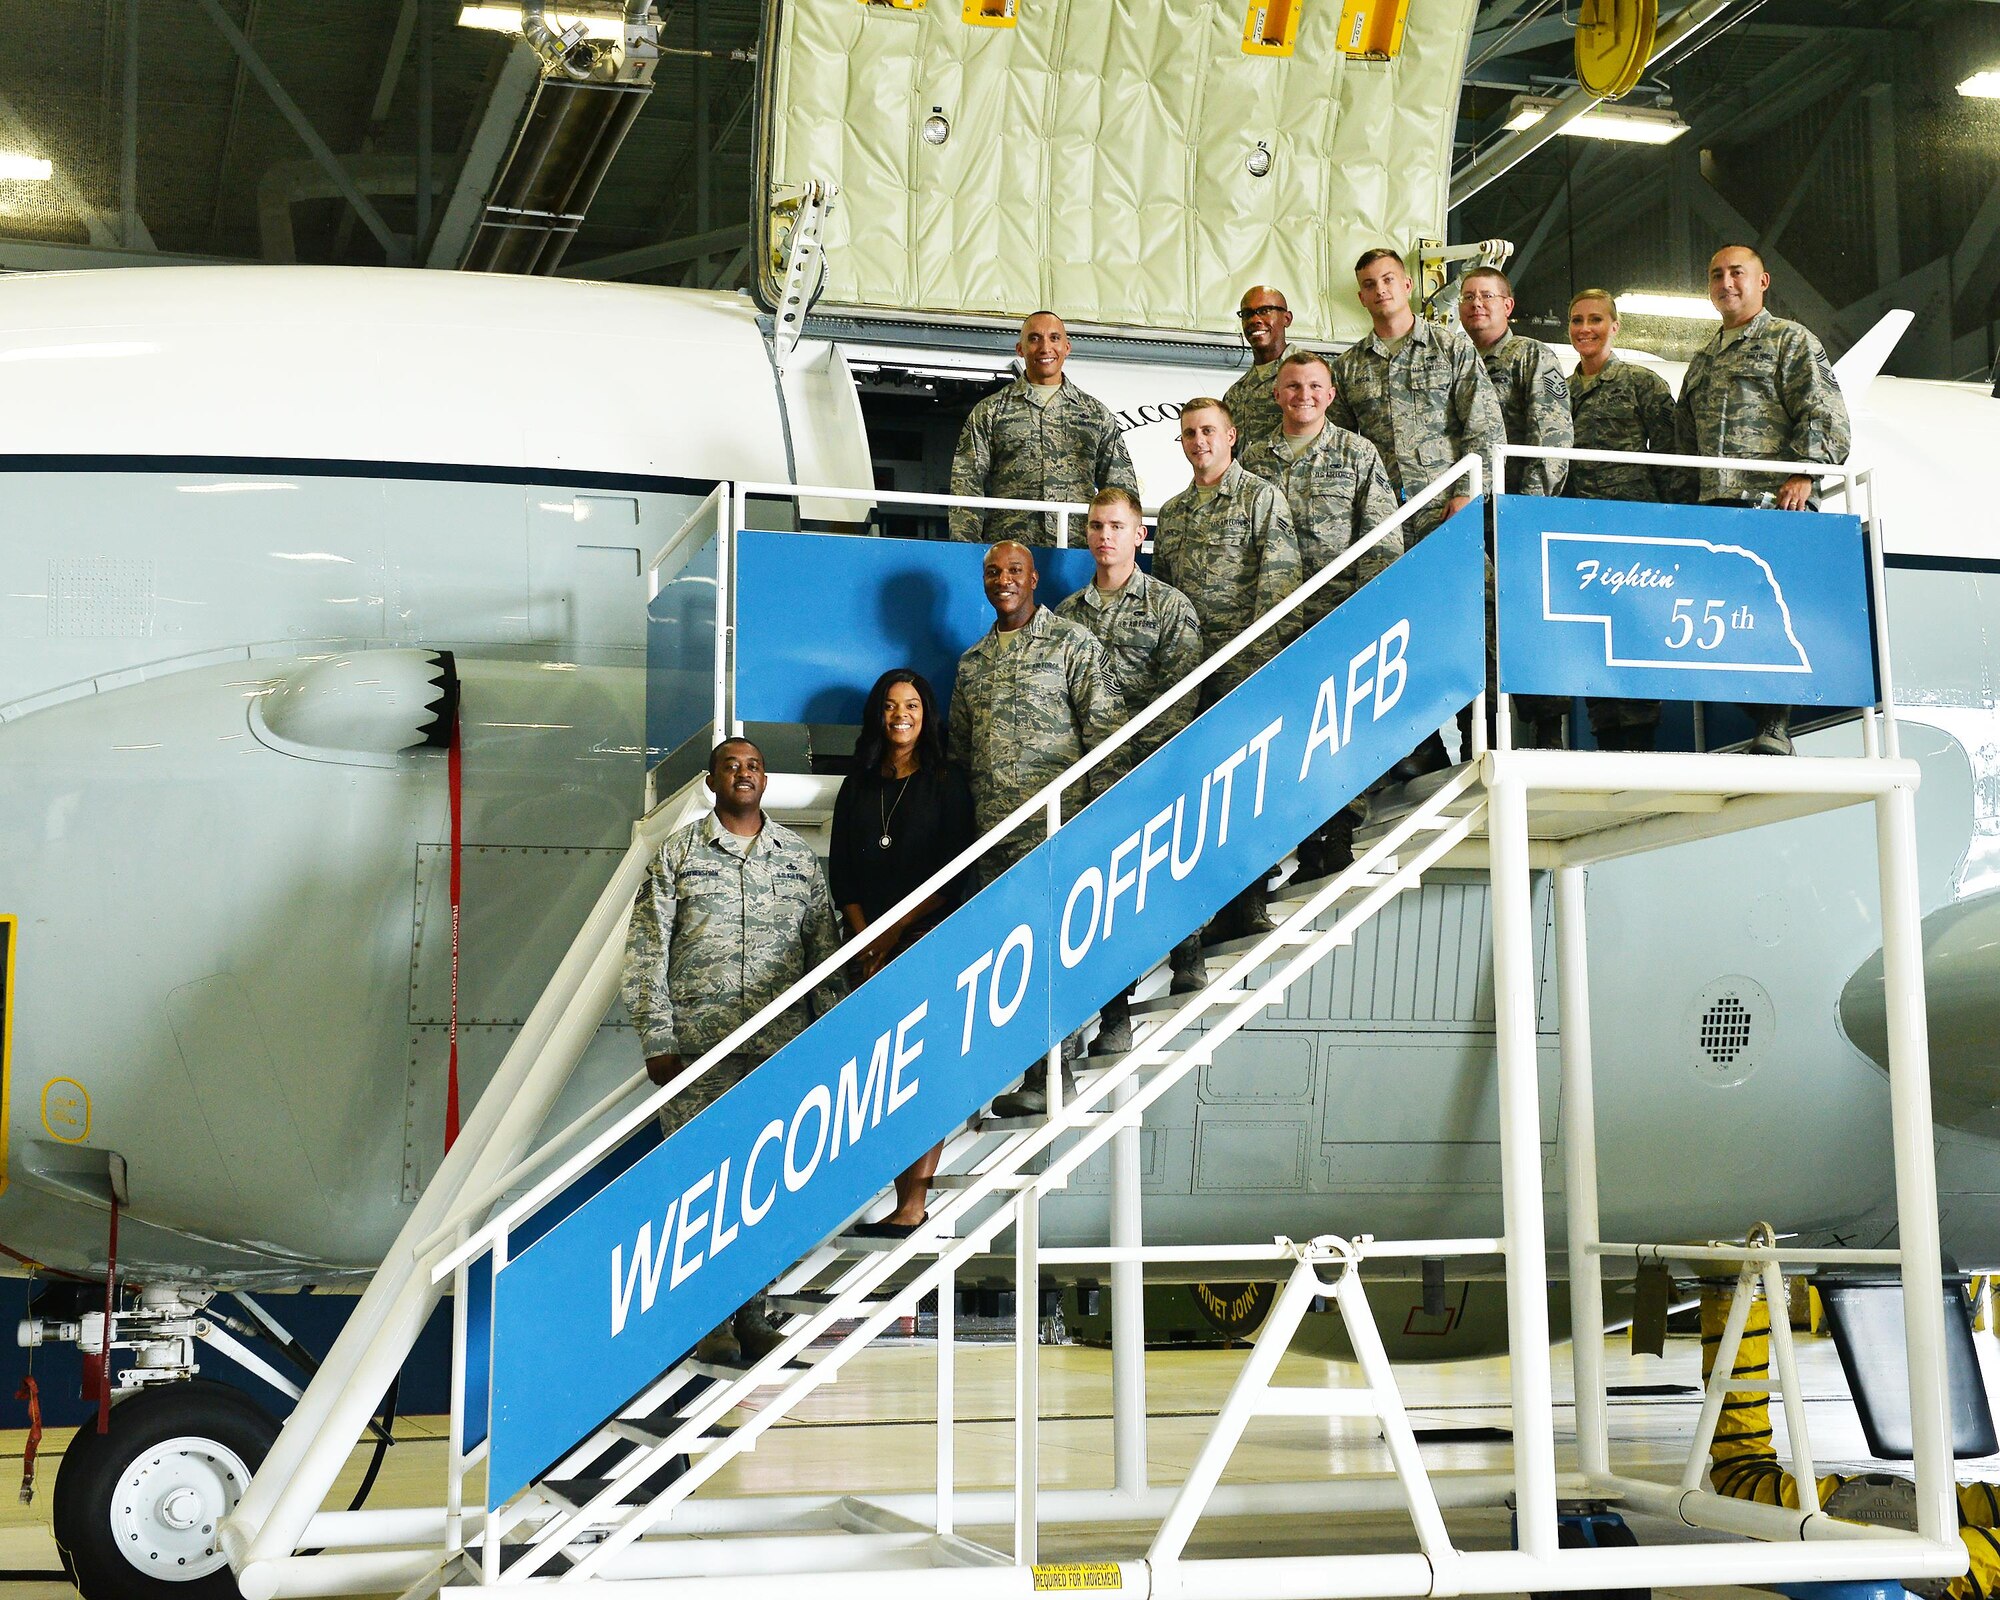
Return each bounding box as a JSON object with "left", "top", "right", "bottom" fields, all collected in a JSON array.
[
  {"left": 1237, "top": 304, "right": 1287, "bottom": 321},
  {"left": 1459, "top": 291, "right": 1509, "bottom": 305}
]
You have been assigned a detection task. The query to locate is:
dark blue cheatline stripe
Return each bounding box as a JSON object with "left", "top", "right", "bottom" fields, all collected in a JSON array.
[
  {"left": 0, "top": 453, "right": 715, "bottom": 497},
  {"left": 1885, "top": 552, "right": 2000, "bottom": 574}
]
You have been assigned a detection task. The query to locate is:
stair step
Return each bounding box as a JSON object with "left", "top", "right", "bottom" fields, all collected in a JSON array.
[
  {"left": 928, "top": 1171, "right": 1031, "bottom": 1190},
  {"left": 1270, "top": 867, "right": 1399, "bottom": 916},
  {"left": 688, "top": 1354, "right": 818, "bottom": 1380},
  {"left": 607, "top": 1419, "right": 724, "bottom": 1451},
  {"left": 1130, "top": 988, "right": 1248, "bottom": 1020},
  {"left": 1200, "top": 927, "right": 1327, "bottom": 963},
  {"left": 835, "top": 1229, "right": 956, "bottom": 1253},
  {"left": 767, "top": 1289, "right": 893, "bottom": 1315},
  {"left": 973, "top": 1110, "right": 1108, "bottom": 1133}
]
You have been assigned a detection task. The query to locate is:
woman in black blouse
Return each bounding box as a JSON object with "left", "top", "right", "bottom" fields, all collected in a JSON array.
[{"left": 831, "top": 668, "right": 976, "bottom": 1237}]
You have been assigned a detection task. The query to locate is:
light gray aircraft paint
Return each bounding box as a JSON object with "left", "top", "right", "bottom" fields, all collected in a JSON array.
[{"left": 0, "top": 266, "right": 1996, "bottom": 1298}]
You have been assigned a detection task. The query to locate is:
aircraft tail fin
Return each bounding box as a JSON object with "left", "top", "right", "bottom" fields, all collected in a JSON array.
[{"left": 1834, "top": 309, "right": 1914, "bottom": 402}]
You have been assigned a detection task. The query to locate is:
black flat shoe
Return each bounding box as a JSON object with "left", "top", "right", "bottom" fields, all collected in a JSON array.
[{"left": 849, "top": 1215, "right": 927, "bottom": 1239}]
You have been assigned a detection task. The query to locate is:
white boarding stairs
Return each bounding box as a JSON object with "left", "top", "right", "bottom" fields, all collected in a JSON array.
[
  {"left": 496, "top": 772, "right": 1483, "bottom": 1584},
  {"left": 223, "top": 454, "right": 1967, "bottom": 1600}
]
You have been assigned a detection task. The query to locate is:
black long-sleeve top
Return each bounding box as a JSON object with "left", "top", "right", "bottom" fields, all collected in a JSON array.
[{"left": 829, "top": 763, "right": 978, "bottom": 926}]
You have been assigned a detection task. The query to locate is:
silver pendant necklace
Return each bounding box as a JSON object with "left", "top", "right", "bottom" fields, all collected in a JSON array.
[{"left": 878, "top": 770, "right": 913, "bottom": 850}]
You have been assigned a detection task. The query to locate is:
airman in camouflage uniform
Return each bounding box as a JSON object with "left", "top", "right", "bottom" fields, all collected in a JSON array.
[
  {"left": 1458, "top": 267, "right": 1571, "bottom": 497},
  {"left": 1056, "top": 489, "right": 1209, "bottom": 1037},
  {"left": 1674, "top": 255, "right": 1851, "bottom": 509},
  {"left": 622, "top": 742, "right": 846, "bottom": 1130},
  {"left": 1153, "top": 400, "right": 1303, "bottom": 702},
  {"left": 1674, "top": 246, "right": 1852, "bottom": 755},
  {"left": 1221, "top": 284, "right": 1295, "bottom": 452},
  {"left": 621, "top": 736, "right": 847, "bottom": 1364},
  {"left": 1560, "top": 289, "right": 1691, "bottom": 749},
  {"left": 1566, "top": 296, "right": 1687, "bottom": 504},
  {"left": 1329, "top": 249, "right": 1505, "bottom": 541},
  {"left": 949, "top": 311, "right": 1140, "bottom": 546},
  {"left": 1459, "top": 267, "right": 1572, "bottom": 736},
  {"left": 1238, "top": 352, "right": 1402, "bottom": 629},
  {"left": 1055, "top": 492, "right": 1206, "bottom": 765},
  {"left": 948, "top": 542, "right": 1129, "bottom": 879},
  {"left": 1236, "top": 353, "right": 1404, "bottom": 879}
]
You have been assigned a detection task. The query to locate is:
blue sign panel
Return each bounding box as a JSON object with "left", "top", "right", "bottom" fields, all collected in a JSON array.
[
  {"left": 484, "top": 507, "right": 1488, "bottom": 1505},
  {"left": 733, "top": 532, "right": 1099, "bottom": 726},
  {"left": 645, "top": 534, "right": 719, "bottom": 768},
  {"left": 1495, "top": 497, "right": 1878, "bottom": 708}
]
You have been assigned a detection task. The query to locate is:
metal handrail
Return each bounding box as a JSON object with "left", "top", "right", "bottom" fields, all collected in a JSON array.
[
  {"left": 525, "top": 767, "right": 1489, "bottom": 1579},
  {"left": 428, "top": 454, "right": 1488, "bottom": 1281}
]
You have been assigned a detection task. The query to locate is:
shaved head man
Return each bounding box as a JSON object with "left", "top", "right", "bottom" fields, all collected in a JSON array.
[
  {"left": 1674, "top": 244, "right": 1852, "bottom": 755},
  {"left": 1222, "top": 284, "right": 1296, "bottom": 451},
  {"left": 948, "top": 310, "right": 1140, "bottom": 545}
]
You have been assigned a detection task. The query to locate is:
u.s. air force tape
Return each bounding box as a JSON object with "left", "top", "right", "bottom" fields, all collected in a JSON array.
[{"left": 1031, "top": 1562, "right": 1124, "bottom": 1591}]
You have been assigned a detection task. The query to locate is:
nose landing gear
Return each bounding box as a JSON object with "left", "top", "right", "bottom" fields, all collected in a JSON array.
[{"left": 52, "top": 1379, "right": 279, "bottom": 1599}]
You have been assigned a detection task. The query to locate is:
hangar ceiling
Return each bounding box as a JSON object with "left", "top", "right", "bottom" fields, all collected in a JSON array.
[{"left": 2, "top": 1, "right": 1999, "bottom": 377}]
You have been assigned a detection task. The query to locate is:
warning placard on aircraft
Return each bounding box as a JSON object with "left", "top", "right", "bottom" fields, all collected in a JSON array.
[{"left": 1495, "top": 497, "right": 1879, "bottom": 708}]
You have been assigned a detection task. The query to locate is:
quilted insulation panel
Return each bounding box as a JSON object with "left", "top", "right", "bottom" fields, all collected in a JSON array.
[{"left": 762, "top": 0, "right": 1477, "bottom": 343}]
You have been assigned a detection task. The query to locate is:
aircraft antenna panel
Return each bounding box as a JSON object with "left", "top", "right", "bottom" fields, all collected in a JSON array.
[
  {"left": 1574, "top": 0, "right": 1655, "bottom": 100},
  {"left": 759, "top": 0, "right": 1477, "bottom": 343}
]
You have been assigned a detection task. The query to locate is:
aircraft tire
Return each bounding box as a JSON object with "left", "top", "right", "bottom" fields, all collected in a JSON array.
[{"left": 53, "top": 1379, "right": 279, "bottom": 1599}]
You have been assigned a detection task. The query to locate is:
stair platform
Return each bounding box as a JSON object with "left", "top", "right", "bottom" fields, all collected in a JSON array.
[{"left": 1364, "top": 750, "right": 1907, "bottom": 870}]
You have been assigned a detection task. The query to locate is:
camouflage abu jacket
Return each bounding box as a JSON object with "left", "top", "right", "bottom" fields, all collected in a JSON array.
[
  {"left": 1673, "top": 308, "right": 1851, "bottom": 505},
  {"left": 1566, "top": 356, "right": 1690, "bottom": 504},
  {"left": 948, "top": 377, "right": 1141, "bottom": 546},
  {"left": 621, "top": 813, "right": 846, "bottom": 1060},
  {"left": 1055, "top": 568, "right": 1206, "bottom": 762},
  {"left": 1477, "top": 331, "right": 1572, "bottom": 497},
  {"left": 1151, "top": 460, "right": 1303, "bottom": 700},
  {"left": 1239, "top": 424, "right": 1402, "bottom": 627}
]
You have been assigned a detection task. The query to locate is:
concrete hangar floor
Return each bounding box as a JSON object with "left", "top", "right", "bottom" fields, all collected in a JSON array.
[{"left": 0, "top": 1323, "right": 1991, "bottom": 1598}]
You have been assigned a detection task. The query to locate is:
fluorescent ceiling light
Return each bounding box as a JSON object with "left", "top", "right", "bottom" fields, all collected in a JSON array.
[
  {"left": 1619, "top": 292, "right": 1722, "bottom": 321},
  {"left": 1504, "top": 96, "right": 1690, "bottom": 145},
  {"left": 0, "top": 153, "right": 53, "bottom": 182},
  {"left": 457, "top": 4, "right": 627, "bottom": 39},
  {"left": 1959, "top": 70, "right": 2000, "bottom": 99}
]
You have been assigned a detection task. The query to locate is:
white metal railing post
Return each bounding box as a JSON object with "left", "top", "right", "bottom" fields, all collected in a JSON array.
[
  {"left": 1046, "top": 791, "right": 1064, "bottom": 1118},
  {"left": 937, "top": 1267, "right": 956, "bottom": 1537},
  {"left": 726, "top": 484, "right": 745, "bottom": 736},
  {"left": 1014, "top": 1189, "right": 1041, "bottom": 1564},
  {"left": 1554, "top": 865, "right": 1609, "bottom": 1481},
  {"left": 1485, "top": 763, "right": 1559, "bottom": 1561},
  {"left": 1877, "top": 775, "right": 1955, "bottom": 1541},
  {"left": 1109, "top": 1074, "right": 1148, "bottom": 1494},
  {"left": 444, "top": 1238, "right": 470, "bottom": 1558},
  {"left": 1485, "top": 447, "right": 1504, "bottom": 759},
  {"left": 1861, "top": 469, "right": 1901, "bottom": 761},
  {"left": 483, "top": 1234, "right": 510, "bottom": 1586}
]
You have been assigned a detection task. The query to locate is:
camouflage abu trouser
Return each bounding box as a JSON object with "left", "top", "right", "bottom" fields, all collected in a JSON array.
[
  {"left": 657, "top": 1051, "right": 771, "bottom": 1346},
  {"left": 657, "top": 1051, "right": 765, "bottom": 1137}
]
